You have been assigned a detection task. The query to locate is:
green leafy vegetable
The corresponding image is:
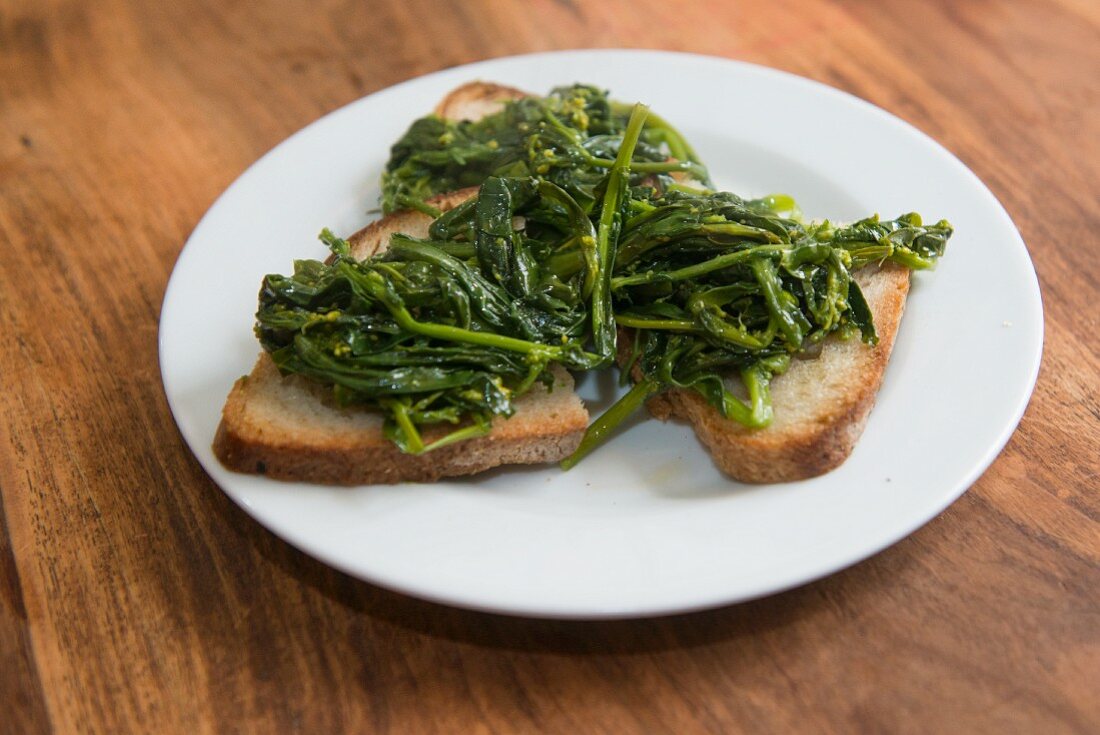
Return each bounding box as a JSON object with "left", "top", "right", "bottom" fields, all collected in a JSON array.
[
  {"left": 256, "top": 84, "right": 952, "bottom": 463},
  {"left": 382, "top": 84, "right": 711, "bottom": 215},
  {"left": 256, "top": 170, "right": 615, "bottom": 453},
  {"left": 564, "top": 191, "right": 951, "bottom": 465}
]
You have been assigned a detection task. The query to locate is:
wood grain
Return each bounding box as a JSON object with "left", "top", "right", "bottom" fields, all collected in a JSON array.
[{"left": 1, "top": 0, "right": 1097, "bottom": 732}]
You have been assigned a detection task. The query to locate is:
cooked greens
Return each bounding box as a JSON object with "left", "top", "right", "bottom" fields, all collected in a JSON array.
[
  {"left": 564, "top": 194, "right": 951, "bottom": 468},
  {"left": 257, "top": 104, "right": 651, "bottom": 452},
  {"left": 382, "top": 84, "right": 710, "bottom": 216},
  {"left": 257, "top": 85, "right": 951, "bottom": 463}
]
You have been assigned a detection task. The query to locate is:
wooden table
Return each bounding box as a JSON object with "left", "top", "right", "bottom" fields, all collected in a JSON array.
[{"left": 2, "top": 1, "right": 1097, "bottom": 732}]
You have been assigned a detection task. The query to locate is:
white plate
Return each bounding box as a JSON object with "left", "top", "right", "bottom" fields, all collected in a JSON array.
[{"left": 160, "top": 50, "right": 1042, "bottom": 619}]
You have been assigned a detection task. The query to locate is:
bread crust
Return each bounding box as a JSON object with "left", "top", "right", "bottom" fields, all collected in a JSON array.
[
  {"left": 433, "top": 81, "right": 528, "bottom": 121},
  {"left": 213, "top": 358, "right": 586, "bottom": 485},
  {"left": 343, "top": 188, "right": 478, "bottom": 259},
  {"left": 214, "top": 139, "right": 583, "bottom": 484},
  {"left": 622, "top": 264, "right": 911, "bottom": 483}
]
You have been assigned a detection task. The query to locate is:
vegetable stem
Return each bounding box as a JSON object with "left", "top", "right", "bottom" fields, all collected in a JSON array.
[
  {"left": 364, "top": 271, "right": 593, "bottom": 364},
  {"left": 561, "top": 378, "right": 660, "bottom": 470},
  {"left": 612, "top": 245, "right": 786, "bottom": 290},
  {"left": 591, "top": 103, "right": 650, "bottom": 363}
]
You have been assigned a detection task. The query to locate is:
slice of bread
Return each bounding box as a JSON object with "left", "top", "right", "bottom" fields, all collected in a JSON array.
[
  {"left": 632, "top": 263, "right": 911, "bottom": 483},
  {"left": 213, "top": 91, "right": 588, "bottom": 483},
  {"left": 214, "top": 357, "right": 586, "bottom": 484}
]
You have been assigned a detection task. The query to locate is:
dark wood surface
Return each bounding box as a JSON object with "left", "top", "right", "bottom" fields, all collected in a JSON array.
[{"left": 2, "top": 0, "right": 1098, "bottom": 732}]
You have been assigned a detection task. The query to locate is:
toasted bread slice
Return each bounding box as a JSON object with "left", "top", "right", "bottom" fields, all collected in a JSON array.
[
  {"left": 633, "top": 263, "right": 911, "bottom": 483},
  {"left": 214, "top": 357, "right": 586, "bottom": 484},
  {"left": 213, "top": 86, "right": 587, "bottom": 484}
]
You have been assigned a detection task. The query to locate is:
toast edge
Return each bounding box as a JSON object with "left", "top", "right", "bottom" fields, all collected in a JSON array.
[
  {"left": 212, "top": 360, "right": 587, "bottom": 486},
  {"left": 212, "top": 418, "right": 585, "bottom": 485},
  {"left": 637, "top": 265, "right": 912, "bottom": 483},
  {"left": 433, "top": 81, "right": 529, "bottom": 121}
]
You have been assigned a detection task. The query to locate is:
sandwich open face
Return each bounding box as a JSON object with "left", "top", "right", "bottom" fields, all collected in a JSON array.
[
  {"left": 213, "top": 185, "right": 589, "bottom": 484},
  {"left": 214, "top": 82, "right": 948, "bottom": 485},
  {"left": 633, "top": 262, "right": 911, "bottom": 483}
]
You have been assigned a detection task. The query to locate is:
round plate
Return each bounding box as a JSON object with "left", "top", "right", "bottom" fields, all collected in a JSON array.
[{"left": 160, "top": 50, "right": 1042, "bottom": 619}]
